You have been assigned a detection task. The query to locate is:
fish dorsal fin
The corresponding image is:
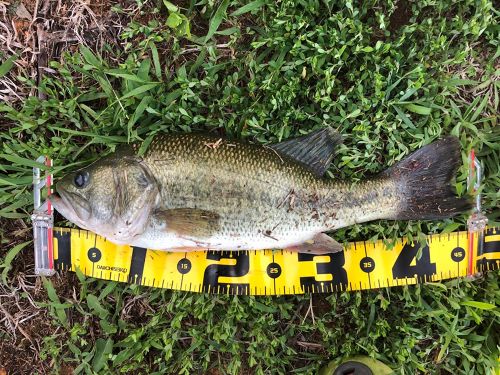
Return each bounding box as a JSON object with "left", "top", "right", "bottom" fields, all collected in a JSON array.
[{"left": 270, "top": 127, "right": 342, "bottom": 177}]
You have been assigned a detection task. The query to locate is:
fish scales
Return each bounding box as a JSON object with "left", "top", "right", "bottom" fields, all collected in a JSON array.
[{"left": 140, "top": 134, "right": 347, "bottom": 249}]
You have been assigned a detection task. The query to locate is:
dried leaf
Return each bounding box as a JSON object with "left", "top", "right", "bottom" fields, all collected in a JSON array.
[{"left": 15, "top": 3, "right": 32, "bottom": 20}]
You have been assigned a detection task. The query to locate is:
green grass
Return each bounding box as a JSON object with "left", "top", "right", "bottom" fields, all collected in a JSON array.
[{"left": 1, "top": 0, "right": 499, "bottom": 373}]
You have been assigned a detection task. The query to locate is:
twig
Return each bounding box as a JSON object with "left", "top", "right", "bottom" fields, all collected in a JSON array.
[
  {"left": 296, "top": 341, "right": 324, "bottom": 350},
  {"left": 0, "top": 299, "right": 34, "bottom": 346},
  {"left": 302, "top": 295, "right": 315, "bottom": 324}
]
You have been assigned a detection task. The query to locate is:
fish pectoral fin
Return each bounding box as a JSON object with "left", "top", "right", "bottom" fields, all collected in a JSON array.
[
  {"left": 154, "top": 208, "right": 220, "bottom": 238},
  {"left": 287, "top": 233, "right": 343, "bottom": 254},
  {"left": 269, "top": 127, "right": 342, "bottom": 177}
]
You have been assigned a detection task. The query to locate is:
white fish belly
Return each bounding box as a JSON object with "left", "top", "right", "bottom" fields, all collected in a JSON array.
[{"left": 130, "top": 229, "right": 318, "bottom": 251}]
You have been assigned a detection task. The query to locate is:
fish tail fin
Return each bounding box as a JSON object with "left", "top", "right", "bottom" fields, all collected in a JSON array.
[{"left": 381, "top": 136, "right": 472, "bottom": 220}]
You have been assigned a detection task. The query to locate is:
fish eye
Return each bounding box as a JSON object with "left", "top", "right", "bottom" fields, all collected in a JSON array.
[
  {"left": 74, "top": 171, "right": 90, "bottom": 188},
  {"left": 136, "top": 173, "right": 149, "bottom": 188}
]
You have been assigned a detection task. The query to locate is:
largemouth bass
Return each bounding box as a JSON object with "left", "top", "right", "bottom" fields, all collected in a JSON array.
[{"left": 50, "top": 129, "right": 471, "bottom": 254}]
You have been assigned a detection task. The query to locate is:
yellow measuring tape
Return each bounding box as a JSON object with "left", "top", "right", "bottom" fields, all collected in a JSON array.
[{"left": 52, "top": 227, "right": 499, "bottom": 295}]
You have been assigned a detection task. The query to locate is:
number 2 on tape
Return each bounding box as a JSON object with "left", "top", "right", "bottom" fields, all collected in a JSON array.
[{"left": 203, "top": 251, "right": 250, "bottom": 294}]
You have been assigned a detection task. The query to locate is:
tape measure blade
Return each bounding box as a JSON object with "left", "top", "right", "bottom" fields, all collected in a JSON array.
[{"left": 51, "top": 227, "right": 500, "bottom": 295}]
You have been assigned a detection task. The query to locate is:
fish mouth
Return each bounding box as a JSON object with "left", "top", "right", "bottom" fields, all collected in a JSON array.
[
  {"left": 49, "top": 191, "right": 71, "bottom": 214},
  {"left": 50, "top": 187, "right": 91, "bottom": 224}
]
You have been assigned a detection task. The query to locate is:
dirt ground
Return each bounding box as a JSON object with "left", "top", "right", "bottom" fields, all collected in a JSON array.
[{"left": 0, "top": 0, "right": 132, "bottom": 104}]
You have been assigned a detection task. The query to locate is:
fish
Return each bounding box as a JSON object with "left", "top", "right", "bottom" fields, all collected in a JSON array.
[{"left": 50, "top": 129, "right": 471, "bottom": 254}]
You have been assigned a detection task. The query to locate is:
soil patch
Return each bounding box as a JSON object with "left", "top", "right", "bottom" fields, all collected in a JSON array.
[{"left": 388, "top": 0, "right": 412, "bottom": 33}]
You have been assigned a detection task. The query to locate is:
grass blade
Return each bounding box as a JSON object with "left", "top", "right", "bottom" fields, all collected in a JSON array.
[
  {"left": 230, "top": 0, "right": 265, "bottom": 16},
  {"left": 1, "top": 241, "right": 31, "bottom": 284},
  {"left": 0, "top": 55, "right": 16, "bottom": 78},
  {"left": 80, "top": 45, "right": 101, "bottom": 67},
  {"left": 461, "top": 301, "right": 497, "bottom": 310},
  {"left": 150, "top": 42, "right": 162, "bottom": 80},
  {"left": 393, "top": 105, "right": 416, "bottom": 128},
  {"left": 127, "top": 95, "right": 153, "bottom": 139},
  {"left": 204, "top": 0, "right": 230, "bottom": 43},
  {"left": 403, "top": 103, "right": 432, "bottom": 115},
  {"left": 118, "top": 83, "right": 159, "bottom": 101},
  {"left": 0, "top": 154, "right": 46, "bottom": 169},
  {"left": 92, "top": 338, "right": 113, "bottom": 372},
  {"left": 42, "top": 278, "right": 68, "bottom": 326}
]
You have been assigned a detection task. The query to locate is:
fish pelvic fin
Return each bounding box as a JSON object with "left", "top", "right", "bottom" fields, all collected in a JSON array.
[{"left": 380, "top": 136, "right": 472, "bottom": 220}]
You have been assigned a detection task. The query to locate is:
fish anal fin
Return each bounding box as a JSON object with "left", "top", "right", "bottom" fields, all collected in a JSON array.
[
  {"left": 154, "top": 208, "right": 220, "bottom": 239},
  {"left": 270, "top": 127, "right": 342, "bottom": 177},
  {"left": 286, "top": 233, "right": 343, "bottom": 254}
]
